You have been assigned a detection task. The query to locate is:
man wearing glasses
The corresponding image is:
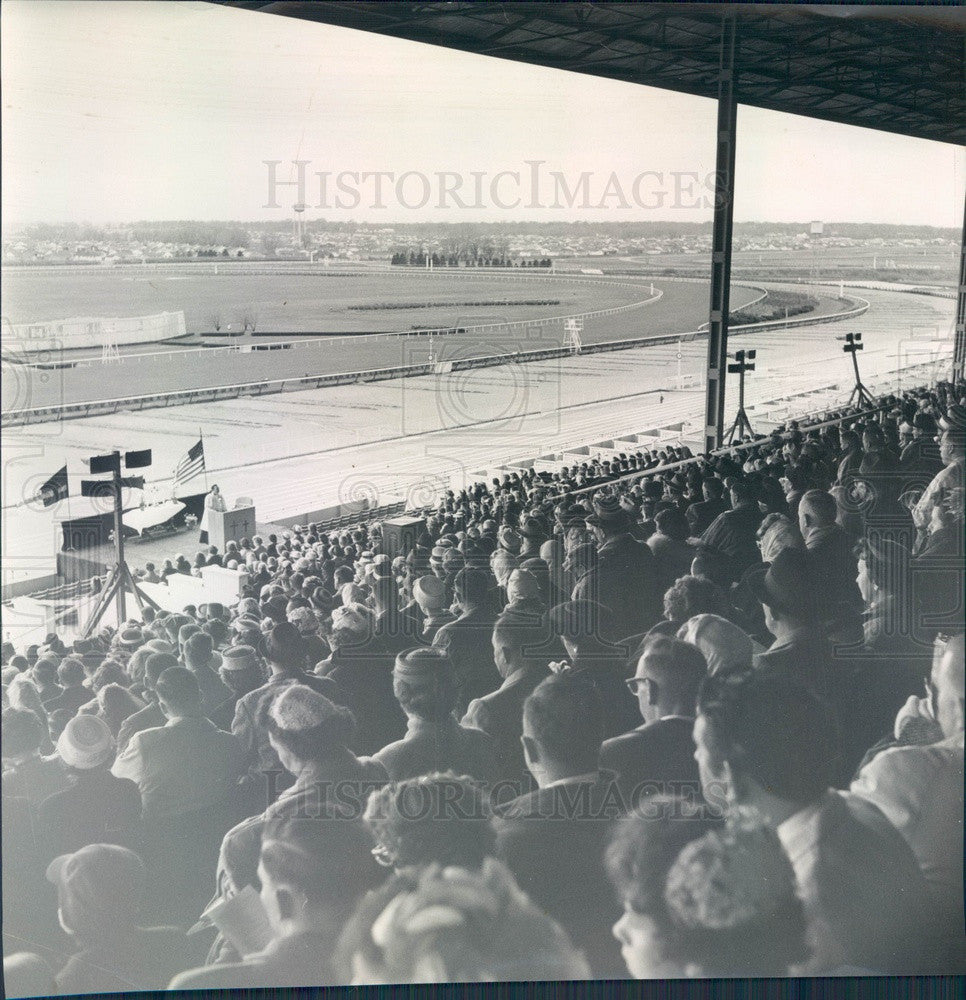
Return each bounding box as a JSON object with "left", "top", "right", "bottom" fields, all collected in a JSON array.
[{"left": 600, "top": 635, "right": 706, "bottom": 809}]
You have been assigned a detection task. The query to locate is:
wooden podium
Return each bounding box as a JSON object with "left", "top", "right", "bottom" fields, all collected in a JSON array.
[
  {"left": 381, "top": 515, "right": 425, "bottom": 559},
  {"left": 210, "top": 505, "right": 256, "bottom": 550}
]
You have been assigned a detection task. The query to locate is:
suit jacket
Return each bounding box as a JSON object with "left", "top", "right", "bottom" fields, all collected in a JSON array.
[
  {"left": 112, "top": 714, "right": 246, "bottom": 820},
  {"left": 700, "top": 501, "right": 764, "bottom": 580},
  {"left": 599, "top": 716, "right": 701, "bottom": 808},
  {"left": 233, "top": 672, "right": 341, "bottom": 775},
  {"left": 116, "top": 701, "right": 166, "bottom": 754},
  {"left": 192, "top": 664, "right": 233, "bottom": 718},
  {"left": 754, "top": 629, "right": 836, "bottom": 701},
  {"left": 573, "top": 533, "right": 661, "bottom": 637},
  {"left": 647, "top": 533, "right": 697, "bottom": 594},
  {"left": 317, "top": 646, "right": 407, "bottom": 757},
  {"left": 494, "top": 772, "right": 627, "bottom": 979},
  {"left": 57, "top": 927, "right": 192, "bottom": 995},
  {"left": 462, "top": 667, "right": 549, "bottom": 784},
  {"left": 372, "top": 607, "right": 426, "bottom": 657},
  {"left": 686, "top": 496, "right": 728, "bottom": 538},
  {"left": 899, "top": 438, "right": 944, "bottom": 479},
  {"left": 572, "top": 652, "right": 642, "bottom": 742},
  {"left": 44, "top": 683, "right": 93, "bottom": 719},
  {"left": 433, "top": 607, "right": 501, "bottom": 714},
  {"left": 38, "top": 768, "right": 142, "bottom": 860},
  {"left": 373, "top": 716, "right": 503, "bottom": 784},
  {"left": 803, "top": 523, "right": 864, "bottom": 632},
  {"left": 169, "top": 931, "right": 337, "bottom": 991}
]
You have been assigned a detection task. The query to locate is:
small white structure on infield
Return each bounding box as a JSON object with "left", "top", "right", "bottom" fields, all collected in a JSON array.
[{"left": 565, "top": 317, "right": 584, "bottom": 355}]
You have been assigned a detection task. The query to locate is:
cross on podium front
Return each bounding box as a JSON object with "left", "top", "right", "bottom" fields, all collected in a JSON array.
[{"left": 210, "top": 505, "right": 256, "bottom": 550}]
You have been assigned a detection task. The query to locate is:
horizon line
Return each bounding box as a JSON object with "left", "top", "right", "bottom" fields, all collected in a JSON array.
[{"left": 3, "top": 218, "right": 961, "bottom": 232}]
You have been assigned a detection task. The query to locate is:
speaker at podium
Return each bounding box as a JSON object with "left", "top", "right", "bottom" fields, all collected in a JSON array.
[{"left": 209, "top": 502, "right": 256, "bottom": 550}]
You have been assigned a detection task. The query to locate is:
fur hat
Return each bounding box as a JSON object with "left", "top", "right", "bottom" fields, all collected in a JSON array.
[
  {"left": 287, "top": 607, "right": 319, "bottom": 635},
  {"left": 269, "top": 684, "right": 342, "bottom": 732},
  {"left": 498, "top": 526, "right": 521, "bottom": 554},
  {"left": 677, "top": 614, "right": 753, "bottom": 677},
  {"left": 331, "top": 603, "right": 371, "bottom": 635}
]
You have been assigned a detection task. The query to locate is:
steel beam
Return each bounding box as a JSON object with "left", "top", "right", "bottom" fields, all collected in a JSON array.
[
  {"left": 704, "top": 15, "right": 738, "bottom": 455},
  {"left": 955, "top": 186, "right": 966, "bottom": 381}
]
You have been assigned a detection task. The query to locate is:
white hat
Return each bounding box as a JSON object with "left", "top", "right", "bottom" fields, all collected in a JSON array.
[
  {"left": 269, "top": 684, "right": 339, "bottom": 732},
  {"left": 57, "top": 715, "right": 114, "bottom": 769},
  {"left": 331, "top": 603, "right": 370, "bottom": 634},
  {"left": 413, "top": 575, "right": 445, "bottom": 605}
]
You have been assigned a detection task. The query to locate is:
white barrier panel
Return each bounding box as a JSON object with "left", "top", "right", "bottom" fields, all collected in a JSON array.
[
  {"left": 138, "top": 565, "right": 248, "bottom": 613},
  {"left": 200, "top": 565, "right": 250, "bottom": 604},
  {"left": 3, "top": 310, "right": 186, "bottom": 353}
]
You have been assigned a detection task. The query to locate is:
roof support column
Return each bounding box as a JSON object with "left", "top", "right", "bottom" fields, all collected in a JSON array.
[
  {"left": 955, "top": 186, "right": 966, "bottom": 382},
  {"left": 704, "top": 15, "right": 738, "bottom": 455}
]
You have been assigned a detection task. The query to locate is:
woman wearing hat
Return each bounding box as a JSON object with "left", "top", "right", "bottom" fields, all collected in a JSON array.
[
  {"left": 38, "top": 714, "right": 142, "bottom": 861},
  {"left": 608, "top": 810, "right": 808, "bottom": 978},
  {"left": 335, "top": 857, "right": 589, "bottom": 984},
  {"left": 316, "top": 604, "right": 408, "bottom": 756}
]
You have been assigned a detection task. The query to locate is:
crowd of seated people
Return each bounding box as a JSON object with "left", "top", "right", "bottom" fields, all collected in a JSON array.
[{"left": 2, "top": 378, "right": 964, "bottom": 991}]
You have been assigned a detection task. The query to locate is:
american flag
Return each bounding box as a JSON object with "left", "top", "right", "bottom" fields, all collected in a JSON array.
[{"left": 173, "top": 438, "right": 205, "bottom": 490}]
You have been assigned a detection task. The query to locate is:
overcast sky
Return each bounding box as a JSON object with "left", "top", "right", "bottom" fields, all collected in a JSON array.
[{"left": 2, "top": 0, "right": 963, "bottom": 229}]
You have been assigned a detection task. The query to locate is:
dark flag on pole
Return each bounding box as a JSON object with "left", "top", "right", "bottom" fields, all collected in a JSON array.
[{"left": 39, "top": 465, "right": 69, "bottom": 507}]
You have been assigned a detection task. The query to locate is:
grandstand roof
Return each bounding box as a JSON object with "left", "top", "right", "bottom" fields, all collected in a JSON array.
[{"left": 209, "top": 1, "right": 964, "bottom": 146}]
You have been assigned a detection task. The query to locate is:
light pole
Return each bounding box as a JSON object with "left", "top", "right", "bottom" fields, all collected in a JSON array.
[
  {"left": 725, "top": 349, "right": 756, "bottom": 443},
  {"left": 839, "top": 331, "right": 875, "bottom": 407},
  {"left": 80, "top": 448, "right": 160, "bottom": 634}
]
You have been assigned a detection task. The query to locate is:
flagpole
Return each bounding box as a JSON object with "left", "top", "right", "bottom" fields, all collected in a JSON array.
[
  {"left": 200, "top": 427, "right": 209, "bottom": 494},
  {"left": 65, "top": 459, "right": 73, "bottom": 523}
]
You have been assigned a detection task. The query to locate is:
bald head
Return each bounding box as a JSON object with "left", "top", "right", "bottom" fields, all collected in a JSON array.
[{"left": 934, "top": 634, "right": 965, "bottom": 739}]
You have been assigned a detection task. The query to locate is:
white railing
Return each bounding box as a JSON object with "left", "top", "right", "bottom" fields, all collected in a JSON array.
[{"left": 2, "top": 287, "right": 872, "bottom": 427}]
